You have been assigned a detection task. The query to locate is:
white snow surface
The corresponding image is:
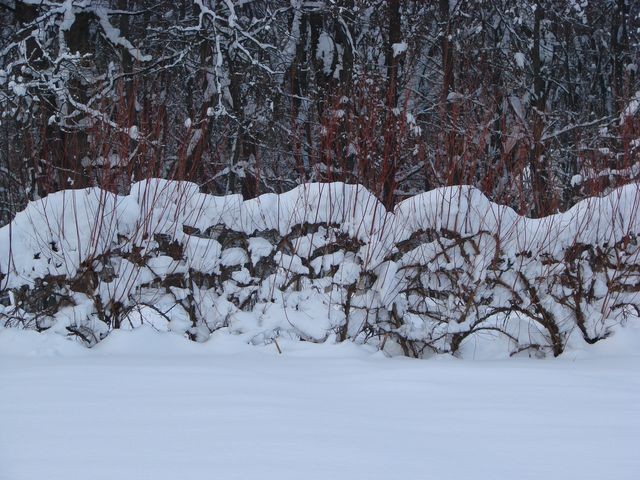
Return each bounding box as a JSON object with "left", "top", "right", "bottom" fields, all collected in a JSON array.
[{"left": 0, "top": 323, "right": 639, "bottom": 480}]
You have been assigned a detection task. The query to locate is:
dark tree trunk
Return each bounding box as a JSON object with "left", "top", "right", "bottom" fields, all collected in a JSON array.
[{"left": 382, "top": 0, "right": 401, "bottom": 209}]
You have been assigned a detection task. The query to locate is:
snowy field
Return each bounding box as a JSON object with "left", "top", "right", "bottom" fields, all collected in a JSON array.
[{"left": 1, "top": 325, "right": 639, "bottom": 480}]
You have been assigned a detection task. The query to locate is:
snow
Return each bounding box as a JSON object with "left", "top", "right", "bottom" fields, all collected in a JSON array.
[
  {"left": 93, "top": 7, "right": 152, "bottom": 62},
  {"left": 128, "top": 125, "right": 139, "bottom": 140},
  {"left": 0, "top": 325, "right": 639, "bottom": 480},
  {"left": 621, "top": 90, "right": 640, "bottom": 121},
  {"left": 446, "top": 91, "right": 464, "bottom": 102},
  {"left": 1, "top": 179, "right": 639, "bottom": 356},
  {"left": 220, "top": 247, "right": 249, "bottom": 267},
  {"left": 316, "top": 32, "right": 335, "bottom": 76},
  {"left": 514, "top": 51, "right": 526, "bottom": 68},
  {"left": 571, "top": 173, "right": 583, "bottom": 186},
  {"left": 247, "top": 236, "right": 274, "bottom": 264},
  {"left": 391, "top": 41, "right": 407, "bottom": 57}
]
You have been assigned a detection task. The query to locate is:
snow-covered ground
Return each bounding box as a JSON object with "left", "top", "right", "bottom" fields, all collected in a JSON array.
[{"left": 1, "top": 325, "right": 639, "bottom": 480}]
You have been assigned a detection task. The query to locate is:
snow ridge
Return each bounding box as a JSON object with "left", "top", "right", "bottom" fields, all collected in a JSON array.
[{"left": 1, "top": 180, "right": 639, "bottom": 358}]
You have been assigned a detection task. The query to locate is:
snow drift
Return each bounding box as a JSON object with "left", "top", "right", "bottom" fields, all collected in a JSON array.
[{"left": 1, "top": 180, "right": 639, "bottom": 357}]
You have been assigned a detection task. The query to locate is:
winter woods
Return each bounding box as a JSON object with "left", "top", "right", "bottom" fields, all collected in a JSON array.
[{"left": 1, "top": 0, "right": 638, "bottom": 224}]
